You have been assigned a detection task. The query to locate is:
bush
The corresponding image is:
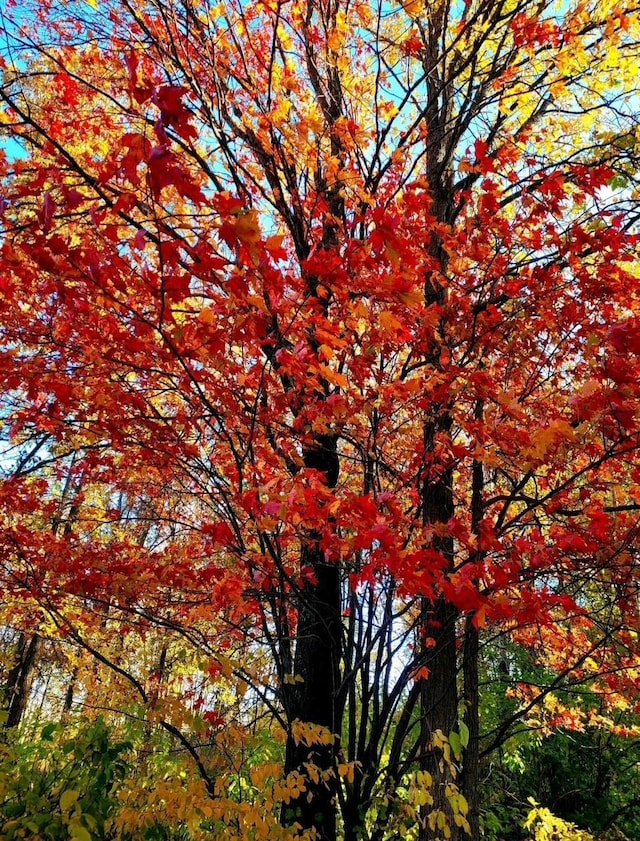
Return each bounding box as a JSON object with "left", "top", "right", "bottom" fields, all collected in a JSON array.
[{"left": 0, "top": 717, "right": 131, "bottom": 841}]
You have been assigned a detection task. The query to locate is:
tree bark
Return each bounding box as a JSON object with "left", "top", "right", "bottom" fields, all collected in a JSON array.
[
  {"left": 4, "top": 632, "right": 43, "bottom": 729},
  {"left": 418, "top": 459, "right": 459, "bottom": 840},
  {"left": 283, "top": 435, "right": 342, "bottom": 841}
]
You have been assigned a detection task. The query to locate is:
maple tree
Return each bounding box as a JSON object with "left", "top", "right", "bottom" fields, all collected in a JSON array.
[{"left": 1, "top": 0, "right": 640, "bottom": 839}]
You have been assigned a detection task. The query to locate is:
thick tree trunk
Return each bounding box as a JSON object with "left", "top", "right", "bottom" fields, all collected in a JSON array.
[
  {"left": 283, "top": 435, "right": 342, "bottom": 841},
  {"left": 418, "top": 410, "right": 459, "bottom": 841},
  {"left": 418, "top": 453, "right": 459, "bottom": 840},
  {"left": 419, "top": 596, "right": 459, "bottom": 839},
  {"left": 418, "top": 0, "right": 459, "bottom": 824},
  {"left": 4, "top": 632, "right": 43, "bottom": 729}
]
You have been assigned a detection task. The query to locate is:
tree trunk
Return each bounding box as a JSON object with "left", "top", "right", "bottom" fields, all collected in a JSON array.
[
  {"left": 419, "top": 599, "right": 459, "bottom": 841},
  {"left": 418, "top": 430, "right": 459, "bottom": 839},
  {"left": 283, "top": 435, "right": 342, "bottom": 841},
  {"left": 4, "top": 632, "right": 43, "bottom": 729},
  {"left": 61, "top": 665, "right": 78, "bottom": 723}
]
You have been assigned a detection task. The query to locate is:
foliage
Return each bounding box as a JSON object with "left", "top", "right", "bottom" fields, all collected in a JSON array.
[
  {"left": 0, "top": 0, "right": 640, "bottom": 839},
  {"left": 482, "top": 725, "right": 640, "bottom": 841},
  {"left": 0, "top": 717, "right": 130, "bottom": 841},
  {"left": 524, "top": 803, "right": 595, "bottom": 841}
]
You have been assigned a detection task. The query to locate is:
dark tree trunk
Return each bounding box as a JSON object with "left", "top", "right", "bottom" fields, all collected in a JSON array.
[
  {"left": 283, "top": 435, "right": 342, "bottom": 841},
  {"left": 418, "top": 429, "right": 459, "bottom": 839},
  {"left": 61, "top": 665, "right": 78, "bottom": 723},
  {"left": 418, "top": 0, "right": 460, "bottom": 825},
  {"left": 4, "top": 632, "right": 42, "bottom": 729},
  {"left": 419, "top": 599, "right": 459, "bottom": 840}
]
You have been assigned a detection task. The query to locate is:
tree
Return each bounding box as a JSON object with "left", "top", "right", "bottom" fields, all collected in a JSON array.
[{"left": 1, "top": 0, "right": 640, "bottom": 839}]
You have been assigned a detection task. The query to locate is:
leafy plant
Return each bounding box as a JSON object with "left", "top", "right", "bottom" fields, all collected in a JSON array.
[{"left": 0, "top": 717, "right": 131, "bottom": 841}]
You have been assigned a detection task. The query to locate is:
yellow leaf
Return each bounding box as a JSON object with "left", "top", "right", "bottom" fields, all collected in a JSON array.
[
  {"left": 70, "top": 824, "right": 92, "bottom": 841},
  {"left": 415, "top": 770, "right": 433, "bottom": 788},
  {"left": 60, "top": 790, "right": 80, "bottom": 812}
]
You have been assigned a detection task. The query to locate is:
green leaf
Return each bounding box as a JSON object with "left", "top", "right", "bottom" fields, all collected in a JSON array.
[
  {"left": 449, "top": 731, "right": 462, "bottom": 757},
  {"left": 459, "top": 721, "right": 470, "bottom": 748},
  {"left": 609, "top": 175, "right": 629, "bottom": 191},
  {"left": 41, "top": 722, "right": 57, "bottom": 741}
]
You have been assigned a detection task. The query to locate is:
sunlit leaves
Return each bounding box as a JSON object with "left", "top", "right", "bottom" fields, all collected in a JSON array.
[{"left": 1, "top": 0, "right": 640, "bottom": 838}]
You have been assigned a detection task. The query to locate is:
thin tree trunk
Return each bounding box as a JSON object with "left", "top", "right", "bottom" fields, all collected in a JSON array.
[
  {"left": 145, "top": 645, "right": 168, "bottom": 740},
  {"left": 61, "top": 665, "right": 78, "bottom": 723}
]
